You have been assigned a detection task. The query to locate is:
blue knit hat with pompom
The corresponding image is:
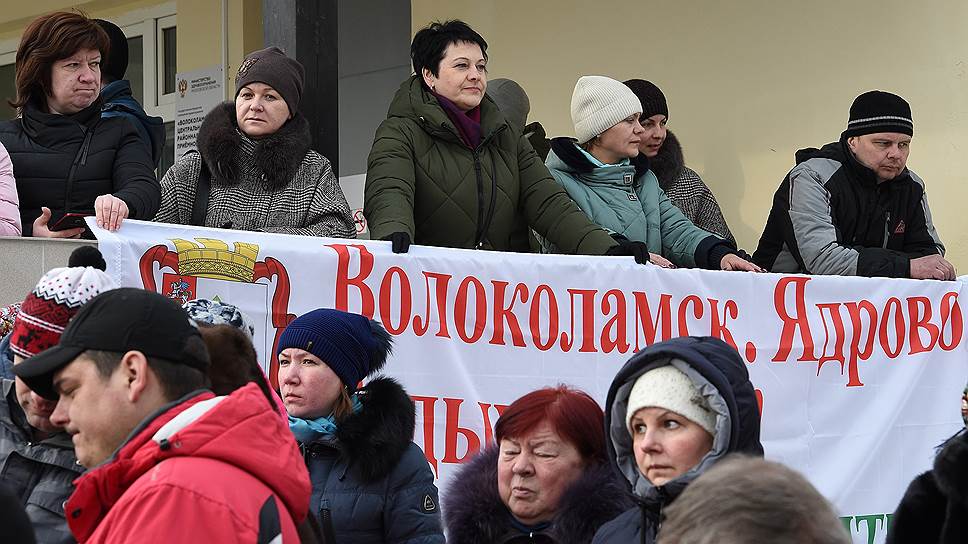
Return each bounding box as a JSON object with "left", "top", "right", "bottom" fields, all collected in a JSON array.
[{"left": 277, "top": 309, "right": 392, "bottom": 391}]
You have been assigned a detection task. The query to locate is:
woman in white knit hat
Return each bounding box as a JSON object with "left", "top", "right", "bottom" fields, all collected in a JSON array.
[
  {"left": 592, "top": 336, "right": 764, "bottom": 544},
  {"left": 543, "top": 75, "right": 761, "bottom": 271}
]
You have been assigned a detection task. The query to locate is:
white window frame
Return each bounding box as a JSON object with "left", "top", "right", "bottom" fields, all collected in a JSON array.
[{"left": 155, "top": 14, "right": 177, "bottom": 108}]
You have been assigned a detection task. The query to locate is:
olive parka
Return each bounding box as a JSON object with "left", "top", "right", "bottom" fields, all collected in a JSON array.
[{"left": 364, "top": 76, "right": 618, "bottom": 253}]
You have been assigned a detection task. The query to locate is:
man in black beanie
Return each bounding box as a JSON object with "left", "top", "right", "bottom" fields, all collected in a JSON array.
[
  {"left": 95, "top": 19, "right": 166, "bottom": 168},
  {"left": 753, "top": 90, "right": 953, "bottom": 279}
]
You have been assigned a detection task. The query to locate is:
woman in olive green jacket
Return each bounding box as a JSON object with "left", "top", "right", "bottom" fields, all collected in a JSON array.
[{"left": 364, "top": 20, "right": 643, "bottom": 261}]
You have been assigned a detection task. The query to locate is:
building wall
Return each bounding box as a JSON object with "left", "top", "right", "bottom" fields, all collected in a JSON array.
[
  {"left": 0, "top": 1, "right": 262, "bottom": 99},
  {"left": 412, "top": 0, "right": 968, "bottom": 271}
]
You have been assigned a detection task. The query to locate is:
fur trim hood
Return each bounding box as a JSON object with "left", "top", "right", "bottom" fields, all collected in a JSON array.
[
  {"left": 197, "top": 101, "right": 312, "bottom": 190},
  {"left": 307, "top": 376, "right": 417, "bottom": 483},
  {"left": 443, "top": 447, "right": 634, "bottom": 543},
  {"left": 649, "top": 130, "right": 686, "bottom": 191}
]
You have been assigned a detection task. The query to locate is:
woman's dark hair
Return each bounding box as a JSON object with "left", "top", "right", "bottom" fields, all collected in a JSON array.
[
  {"left": 197, "top": 323, "right": 277, "bottom": 412},
  {"left": 410, "top": 19, "right": 487, "bottom": 79},
  {"left": 10, "top": 11, "right": 110, "bottom": 111}
]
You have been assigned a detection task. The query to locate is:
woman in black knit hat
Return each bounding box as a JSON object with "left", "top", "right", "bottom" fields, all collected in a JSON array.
[
  {"left": 623, "top": 79, "right": 737, "bottom": 245},
  {"left": 154, "top": 47, "right": 356, "bottom": 238},
  {"left": 276, "top": 308, "right": 444, "bottom": 543}
]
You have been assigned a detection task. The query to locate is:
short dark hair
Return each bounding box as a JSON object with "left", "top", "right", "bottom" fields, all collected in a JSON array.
[
  {"left": 197, "top": 324, "right": 276, "bottom": 411},
  {"left": 10, "top": 11, "right": 110, "bottom": 110},
  {"left": 85, "top": 337, "right": 210, "bottom": 401},
  {"left": 410, "top": 20, "right": 487, "bottom": 80},
  {"left": 657, "top": 455, "right": 850, "bottom": 544}
]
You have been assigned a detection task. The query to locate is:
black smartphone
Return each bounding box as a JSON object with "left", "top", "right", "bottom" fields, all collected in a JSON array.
[{"left": 50, "top": 212, "right": 91, "bottom": 231}]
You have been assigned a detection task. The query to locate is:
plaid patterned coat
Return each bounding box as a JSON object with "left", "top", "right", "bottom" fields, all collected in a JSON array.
[{"left": 154, "top": 102, "right": 356, "bottom": 238}]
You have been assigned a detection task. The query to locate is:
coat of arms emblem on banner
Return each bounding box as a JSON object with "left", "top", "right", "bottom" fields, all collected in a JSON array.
[{"left": 138, "top": 238, "right": 294, "bottom": 387}]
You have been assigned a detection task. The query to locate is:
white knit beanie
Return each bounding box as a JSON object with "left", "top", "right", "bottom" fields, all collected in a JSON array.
[
  {"left": 625, "top": 363, "right": 717, "bottom": 437},
  {"left": 571, "top": 75, "right": 643, "bottom": 144}
]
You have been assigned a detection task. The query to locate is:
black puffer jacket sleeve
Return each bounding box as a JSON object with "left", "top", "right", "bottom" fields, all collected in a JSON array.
[{"left": 111, "top": 118, "right": 161, "bottom": 220}]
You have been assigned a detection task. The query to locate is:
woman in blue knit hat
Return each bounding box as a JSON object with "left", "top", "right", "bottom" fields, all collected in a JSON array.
[{"left": 276, "top": 308, "right": 444, "bottom": 543}]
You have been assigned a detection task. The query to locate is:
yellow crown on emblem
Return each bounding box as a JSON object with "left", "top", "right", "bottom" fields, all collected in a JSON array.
[{"left": 171, "top": 238, "right": 259, "bottom": 282}]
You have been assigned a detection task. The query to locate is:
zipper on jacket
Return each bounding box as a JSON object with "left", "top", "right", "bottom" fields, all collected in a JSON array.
[
  {"left": 473, "top": 150, "right": 486, "bottom": 248},
  {"left": 62, "top": 121, "right": 99, "bottom": 213},
  {"left": 319, "top": 507, "right": 337, "bottom": 544},
  {"left": 477, "top": 152, "right": 498, "bottom": 247},
  {"left": 883, "top": 211, "right": 891, "bottom": 248}
]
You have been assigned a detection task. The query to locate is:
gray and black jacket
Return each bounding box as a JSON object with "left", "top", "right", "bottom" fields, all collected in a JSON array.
[
  {"left": 752, "top": 139, "right": 943, "bottom": 277},
  {"left": 0, "top": 379, "right": 83, "bottom": 544}
]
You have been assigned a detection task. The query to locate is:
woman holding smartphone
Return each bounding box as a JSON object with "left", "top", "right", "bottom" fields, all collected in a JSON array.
[{"left": 0, "top": 12, "right": 159, "bottom": 237}]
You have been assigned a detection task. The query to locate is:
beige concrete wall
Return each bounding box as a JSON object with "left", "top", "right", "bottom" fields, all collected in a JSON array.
[
  {"left": 0, "top": 238, "right": 96, "bottom": 304},
  {"left": 177, "top": 0, "right": 263, "bottom": 99},
  {"left": 412, "top": 0, "right": 968, "bottom": 270},
  {"left": 0, "top": 1, "right": 263, "bottom": 101},
  {"left": 0, "top": 0, "right": 166, "bottom": 44}
]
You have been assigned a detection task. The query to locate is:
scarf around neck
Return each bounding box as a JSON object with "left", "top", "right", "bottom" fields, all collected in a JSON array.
[
  {"left": 288, "top": 393, "right": 362, "bottom": 443},
  {"left": 434, "top": 92, "right": 482, "bottom": 149}
]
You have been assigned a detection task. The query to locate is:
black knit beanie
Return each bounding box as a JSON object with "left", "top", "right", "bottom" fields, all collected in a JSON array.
[
  {"left": 624, "top": 79, "right": 669, "bottom": 120},
  {"left": 235, "top": 46, "right": 305, "bottom": 114},
  {"left": 94, "top": 19, "right": 128, "bottom": 82},
  {"left": 843, "top": 90, "right": 913, "bottom": 138}
]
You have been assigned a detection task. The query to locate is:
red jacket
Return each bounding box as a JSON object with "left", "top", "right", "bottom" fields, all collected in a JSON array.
[{"left": 65, "top": 383, "right": 310, "bottom": 543}]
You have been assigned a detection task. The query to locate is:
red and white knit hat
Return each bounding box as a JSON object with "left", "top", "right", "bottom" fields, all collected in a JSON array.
[{"left": 9, "top": 267, "right": 118, "bottom": 358}]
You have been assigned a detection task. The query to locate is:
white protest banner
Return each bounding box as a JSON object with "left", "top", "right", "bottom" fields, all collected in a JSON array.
[
  {"left": 174, "top": 66, "right": 224, "bottom": 160},
  {"left": 94, "top": 219, "right": 966, "bottom": 544}
]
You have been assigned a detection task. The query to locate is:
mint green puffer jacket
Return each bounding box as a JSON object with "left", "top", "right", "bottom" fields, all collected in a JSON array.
[{"left": 545, "top": 138, "right": 734, "bottom": 268}]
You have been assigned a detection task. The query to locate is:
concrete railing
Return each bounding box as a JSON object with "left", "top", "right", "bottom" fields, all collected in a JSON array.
[{"left": 0, "top": 237, "right": 97, "bottom": 304}]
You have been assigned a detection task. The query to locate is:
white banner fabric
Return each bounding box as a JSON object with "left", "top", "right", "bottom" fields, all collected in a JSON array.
[{"left": 93, "top": 219, "right": 966, "bottom": 544}]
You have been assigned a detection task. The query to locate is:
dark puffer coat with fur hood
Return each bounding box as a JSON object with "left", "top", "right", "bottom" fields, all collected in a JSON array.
[
  {"left": 444, "top": 447, "right": 633, "bottom": 543},
  {"left": 301, "top": 376, "right": 444, "bottom": 543},
  {"left": 154, "top": 101, "right": 355, "bottom": 237},
  {"left": 888, "top": 430, "right": 968, "bottom": 543}
]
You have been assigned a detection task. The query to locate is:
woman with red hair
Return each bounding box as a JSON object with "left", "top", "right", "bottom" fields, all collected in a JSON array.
[{"left": 444, "top": 385, "right": 632, "bottom": 543}]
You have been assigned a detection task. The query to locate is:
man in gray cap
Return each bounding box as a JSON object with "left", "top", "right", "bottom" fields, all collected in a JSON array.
[{"left": 753, "top": 90, "right": 952, "bottom": 279}]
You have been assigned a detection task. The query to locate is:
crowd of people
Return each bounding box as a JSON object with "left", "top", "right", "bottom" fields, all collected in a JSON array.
[
  {"left": 0, "top": 8, "right": 964, "bottom": 544},
  {"left": 0, "top": 14, "right": 955, "bottom": 281}
]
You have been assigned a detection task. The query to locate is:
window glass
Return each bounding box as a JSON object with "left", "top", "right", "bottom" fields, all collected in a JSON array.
[
  {"left": 162, "top": 27, "right": 177, "bottom": 95},
  {"left": 126, "top": 36, "right": 144, "bottom": 103}
]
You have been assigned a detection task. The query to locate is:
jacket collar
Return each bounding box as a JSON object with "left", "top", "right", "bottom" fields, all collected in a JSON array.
[
  {"left": 547, "top": 137, "right": 649, "bottom": 180},
  {"left": 66, "top": 383, "right": 310, "bottom": 542},
  {"left": 388, "top": 75, "right": 508, "bottom": 149},
  {"left": 99, "top": 80, "right": 133, "bottom": 104},
  {"left": 197, "top": 101, "right": 312, "bottom": 190},
  {"left": 21, "top": 98, "right": 103, "bottom": 143},
  {"left": 797, "top": 139, "right": 911, "bottom": 188}
]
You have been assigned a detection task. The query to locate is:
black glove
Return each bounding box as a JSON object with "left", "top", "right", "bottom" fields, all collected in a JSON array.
[
  {"left": 382, "top": 232, "right": 411, "bottom": 254},
  {"left": 605, "top": 240, "right": 650, "bottom": 265}
]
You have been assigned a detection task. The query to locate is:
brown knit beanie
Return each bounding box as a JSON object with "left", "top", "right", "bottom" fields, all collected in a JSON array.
[{"left": 235, "top": 46, "right": 305, "bottom": 113}]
